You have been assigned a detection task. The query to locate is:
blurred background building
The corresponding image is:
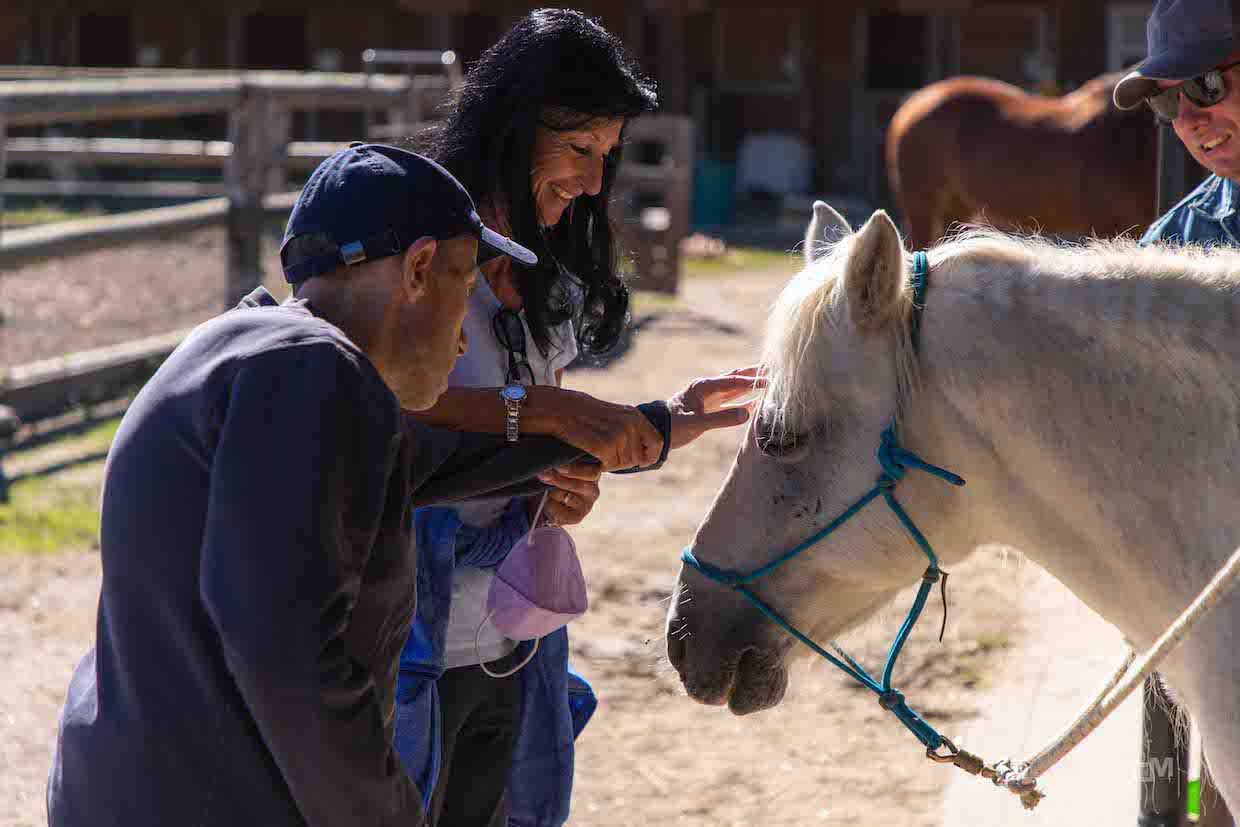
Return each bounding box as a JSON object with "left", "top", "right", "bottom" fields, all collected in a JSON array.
[{"left": 0, "top": 0, "right": 1153, "bottom": 233}]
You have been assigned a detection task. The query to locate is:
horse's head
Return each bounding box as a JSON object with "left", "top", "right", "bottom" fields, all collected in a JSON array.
[{"left": 667, "top": 202, "right": 960, "bottom": 715}]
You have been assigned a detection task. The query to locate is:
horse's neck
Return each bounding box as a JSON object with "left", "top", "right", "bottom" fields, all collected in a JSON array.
[{"left": 915, "top": 254, "right": 1240, "bottom": 647}]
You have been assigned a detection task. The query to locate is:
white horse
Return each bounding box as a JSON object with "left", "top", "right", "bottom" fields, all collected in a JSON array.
[{"left": 667, "top": 202, "right": 1240, "bottom": 813}]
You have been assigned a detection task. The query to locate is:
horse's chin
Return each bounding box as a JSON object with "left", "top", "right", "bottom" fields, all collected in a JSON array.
[
  {"left": 727, "top": 648, "right": 790, "bottom": 715},
  {"left": 676, "top": 644, "right": 790, "bottom": 715}
]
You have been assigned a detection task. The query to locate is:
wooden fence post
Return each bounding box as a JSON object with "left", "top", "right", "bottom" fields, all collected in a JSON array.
[
  {"left": 615, "top": 115, "right": 694, "bottom": 295},
  {"left": 224, "top": 84, "right": 290, "bottom": 309}
]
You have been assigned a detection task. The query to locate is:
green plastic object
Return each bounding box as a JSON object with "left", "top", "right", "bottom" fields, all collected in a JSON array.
[{"left": 1186, "top": 778, "right": 1201, "bottom": 820}]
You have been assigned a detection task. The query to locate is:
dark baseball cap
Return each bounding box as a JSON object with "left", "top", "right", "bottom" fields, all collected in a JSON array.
[
  {"left": 280, "top": 143, "right": 536, "bottom": 283},
  {"left": 1114, "top": 0, "right": 1238, "bottom": 110}
]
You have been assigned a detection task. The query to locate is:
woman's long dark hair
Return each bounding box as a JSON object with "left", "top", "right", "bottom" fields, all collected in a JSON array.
[{"left": 425, "top": 8, "right": 657, "bottom": 357}]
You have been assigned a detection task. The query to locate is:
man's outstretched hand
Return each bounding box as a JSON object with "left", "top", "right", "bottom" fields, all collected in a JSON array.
[{"left": 667, "top": 365, "right": 765, "bottom": 452}]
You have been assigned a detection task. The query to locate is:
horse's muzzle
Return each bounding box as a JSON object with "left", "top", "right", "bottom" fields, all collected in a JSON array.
[{"left": 666, "top": 575, "right": 791, "bottom": 715}]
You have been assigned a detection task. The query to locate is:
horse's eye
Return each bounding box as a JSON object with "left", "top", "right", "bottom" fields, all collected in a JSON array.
[{"left": 756, "top": 418, "right": 802, "bottom": 457}]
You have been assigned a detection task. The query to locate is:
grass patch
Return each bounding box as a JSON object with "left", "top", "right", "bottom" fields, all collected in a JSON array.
[
  {"left": 681, "top": 247, "right": 801, "bottom": 279},
  {"left": 630, "top": 290, "right": 682, "bottom": 316},
  {"left": 0, "top": 418, "right": 119, "bottom": 555},
  {"left": 0, "top": 477, "right": 101, "bottom": 555},
  {"left": 3, "top": 203, "right": 104, "bottom": 229},
  {"left": 627, "top": 248, "right": 800, "bottom": 316}
]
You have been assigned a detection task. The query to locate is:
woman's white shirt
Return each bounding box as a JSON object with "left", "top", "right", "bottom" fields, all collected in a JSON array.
[{"left": 441, "top": 273, "right": 578, "bottom": 668}]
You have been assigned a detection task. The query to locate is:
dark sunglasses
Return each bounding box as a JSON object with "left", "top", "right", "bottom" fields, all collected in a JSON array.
[
  {"left": 492, "top": 308, "right": 536, "bottom": 385},
  {"left": 1145, "top": 60, "right": 1240, "bottom": 124}
]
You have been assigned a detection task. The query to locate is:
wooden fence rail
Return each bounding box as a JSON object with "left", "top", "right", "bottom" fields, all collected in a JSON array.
[
  {"left": 0, "top": 191, "right": 297, "bottom": 268},
  {"left": 0, "top": 71, "right": 427, "bottom": 127},
  {"left": 3, "top": 137, "right": 340, "bottom": 170}
]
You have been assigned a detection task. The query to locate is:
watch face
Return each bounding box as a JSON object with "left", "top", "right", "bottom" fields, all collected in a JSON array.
[{"left": 501, "top": 385, "right": 527, "bottom": 402}]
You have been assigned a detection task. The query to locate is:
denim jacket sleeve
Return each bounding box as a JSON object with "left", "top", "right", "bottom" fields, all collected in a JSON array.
[{"left": 454, "top": 499, "right": 532, "bottom": 569}]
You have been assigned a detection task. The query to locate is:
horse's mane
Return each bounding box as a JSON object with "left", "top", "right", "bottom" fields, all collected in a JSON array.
[
  {"left": 763, "top": 226, "right": 1240, "bottom": 437},
  {"left": 931, "top": 227, "right": 1240, "bottom": 287}
]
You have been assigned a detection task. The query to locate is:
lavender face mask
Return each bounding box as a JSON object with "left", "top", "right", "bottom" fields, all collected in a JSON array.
[{"left": 475, "top": 493, "right": 588, "bottom": 677}]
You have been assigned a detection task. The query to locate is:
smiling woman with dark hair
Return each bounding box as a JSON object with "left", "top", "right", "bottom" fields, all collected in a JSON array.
[
  {"left": 426, "top": 7, "right": 656, "bottom": 358},
  {"left": 392, "top": 9, "right": 759, "bottom": 827}
]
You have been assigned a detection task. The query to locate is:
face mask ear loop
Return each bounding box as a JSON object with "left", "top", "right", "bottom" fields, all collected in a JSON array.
[
  {"left": 529, "top": 490, "right": 549, "bottom": 530},
  {"left": 476, "top": 611, "right": 540, "bottom": 678}
]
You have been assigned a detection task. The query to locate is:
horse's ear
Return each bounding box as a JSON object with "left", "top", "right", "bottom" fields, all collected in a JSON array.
[
  {"left": 804, "top": 200, "right": 852, "bottom": 265},
  {"left": 842, "top": 210, "right": 905, "bottom": 329}
]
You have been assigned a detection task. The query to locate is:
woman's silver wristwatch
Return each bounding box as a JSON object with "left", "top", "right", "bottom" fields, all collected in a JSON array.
[{"left": 500, "top": 384, "right": 527, "bottom": 442}]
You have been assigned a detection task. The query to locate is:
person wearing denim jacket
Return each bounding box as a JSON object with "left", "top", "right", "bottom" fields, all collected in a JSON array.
[
  {"left": 1115, "top": 5, "right": 1240, "bottom": 824},
  {"left": 1113, "top": 1, "right": 1240, "bottom": 247}
]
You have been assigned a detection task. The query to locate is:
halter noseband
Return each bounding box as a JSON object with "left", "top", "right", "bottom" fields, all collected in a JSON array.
[{"left": 680, "top": 250, "right": 967, "bottom": 757}]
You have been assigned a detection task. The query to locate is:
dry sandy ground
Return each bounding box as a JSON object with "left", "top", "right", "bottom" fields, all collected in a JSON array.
[{"left": 0, "top": 249, "right": 1032, "bottom": 826}]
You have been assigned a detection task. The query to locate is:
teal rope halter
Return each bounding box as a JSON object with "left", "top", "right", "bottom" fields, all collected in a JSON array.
[{"left": 680, "top": 251, "right": 966, "bottom": 755}]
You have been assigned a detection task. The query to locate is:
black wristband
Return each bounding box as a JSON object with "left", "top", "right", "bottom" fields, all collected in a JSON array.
[{"left": 609, "top": 400, "right": 671, "bottom": 474}]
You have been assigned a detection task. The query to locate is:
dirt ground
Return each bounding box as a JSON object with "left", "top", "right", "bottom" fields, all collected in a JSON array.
[{"left": 0, "top": 241, "right": 1031, "bottom": 826}]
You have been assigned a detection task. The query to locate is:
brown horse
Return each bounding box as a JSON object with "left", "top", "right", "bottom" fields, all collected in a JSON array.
[{"left": 886, "top": 72, "right": 1157, "bottom": 250}]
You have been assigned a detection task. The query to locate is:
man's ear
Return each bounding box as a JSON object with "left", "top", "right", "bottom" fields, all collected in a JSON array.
[{"left": 400, "top": 236, "right": 437, "bottom": 300}]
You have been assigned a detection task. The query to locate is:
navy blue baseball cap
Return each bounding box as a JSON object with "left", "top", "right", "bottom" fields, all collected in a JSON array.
[
  {"left": 280, "top": 143, "right": 536, "bottom": 284},
  {"left": 1114, "top": 0, "right": 1238, "bottom": 109}
]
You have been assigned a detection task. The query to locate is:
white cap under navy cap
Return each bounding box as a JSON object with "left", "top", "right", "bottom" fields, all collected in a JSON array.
[
  {"left": 1114, "top": 0, "right": 1238, "bottom": 110},
  {"left": 280, "top": 143, "right": 536, "bottom": 284}
]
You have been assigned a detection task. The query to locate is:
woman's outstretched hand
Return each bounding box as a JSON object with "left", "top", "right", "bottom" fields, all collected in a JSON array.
[{"left": 667, "top": 366, "right": 765, "bottom": 451}]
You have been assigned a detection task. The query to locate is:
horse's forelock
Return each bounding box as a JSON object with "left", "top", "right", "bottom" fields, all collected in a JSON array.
[{"left": 761, "top": 236, "right": 921, "bottom": 434}]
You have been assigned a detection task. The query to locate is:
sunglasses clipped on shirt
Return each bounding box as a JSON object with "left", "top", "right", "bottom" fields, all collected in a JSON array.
[
  {"left": 492, "top": 308, "right": 536, "bottom": 386},
  {"left": 1145, "top": 60, "right": 1240, "bottom": 124}
]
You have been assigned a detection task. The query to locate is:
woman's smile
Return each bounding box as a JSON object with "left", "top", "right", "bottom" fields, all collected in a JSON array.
[{"left": 530, "top": 118, "right": 623, "bottom": 226}]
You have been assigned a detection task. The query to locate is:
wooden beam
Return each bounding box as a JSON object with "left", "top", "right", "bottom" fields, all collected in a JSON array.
[
  {"left": 0, "top": 72, "right": 418, "bottom": 127},
  {"left": 0, "top": 191, "right": 298, "bottom": 269},
  {"left": 0, "top": 179, "right": 227, "bottom": 199},
  {"left": 2, "top": 137, "right": 341, "bottom": 170},
  {"left": 225, "top": 87, "right": 290, "bottom": 308},
  {"left": 1, "top": 329, "right": 191, "bottom": 425}
]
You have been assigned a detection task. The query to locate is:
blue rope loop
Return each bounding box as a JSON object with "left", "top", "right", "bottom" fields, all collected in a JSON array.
[
  {"left": 679, "top": 549, "right": 742, "bottom": 587},
  {"left": 677, "top": 250, "right": 959, "bottom": 757}
]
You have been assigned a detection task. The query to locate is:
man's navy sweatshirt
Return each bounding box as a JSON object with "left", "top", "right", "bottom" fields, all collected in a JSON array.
[{"left": 46, "top": 290, "right": 662, "bottom": 827}]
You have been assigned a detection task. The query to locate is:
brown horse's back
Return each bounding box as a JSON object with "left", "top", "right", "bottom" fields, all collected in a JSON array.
[{"left": 887, "top": 73, "right": 1156, "bottom": 249}]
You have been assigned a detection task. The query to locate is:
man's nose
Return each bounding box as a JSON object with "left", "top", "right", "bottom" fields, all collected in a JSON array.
[{"left": 458, "top": 327, "right": 468, "bottom": 357}]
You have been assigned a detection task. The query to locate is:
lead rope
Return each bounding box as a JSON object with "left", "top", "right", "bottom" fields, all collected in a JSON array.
[{"left": 942, "top": 544, "right": 1240, "bottom": 810}]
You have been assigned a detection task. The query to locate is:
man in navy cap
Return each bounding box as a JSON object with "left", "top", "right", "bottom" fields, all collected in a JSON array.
[
  {"left": 1115, "top": 0, "right": 1240, "bottom": 244},
  {"left": 45, "top": 145, "right": 615, "bottom": 827}
]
